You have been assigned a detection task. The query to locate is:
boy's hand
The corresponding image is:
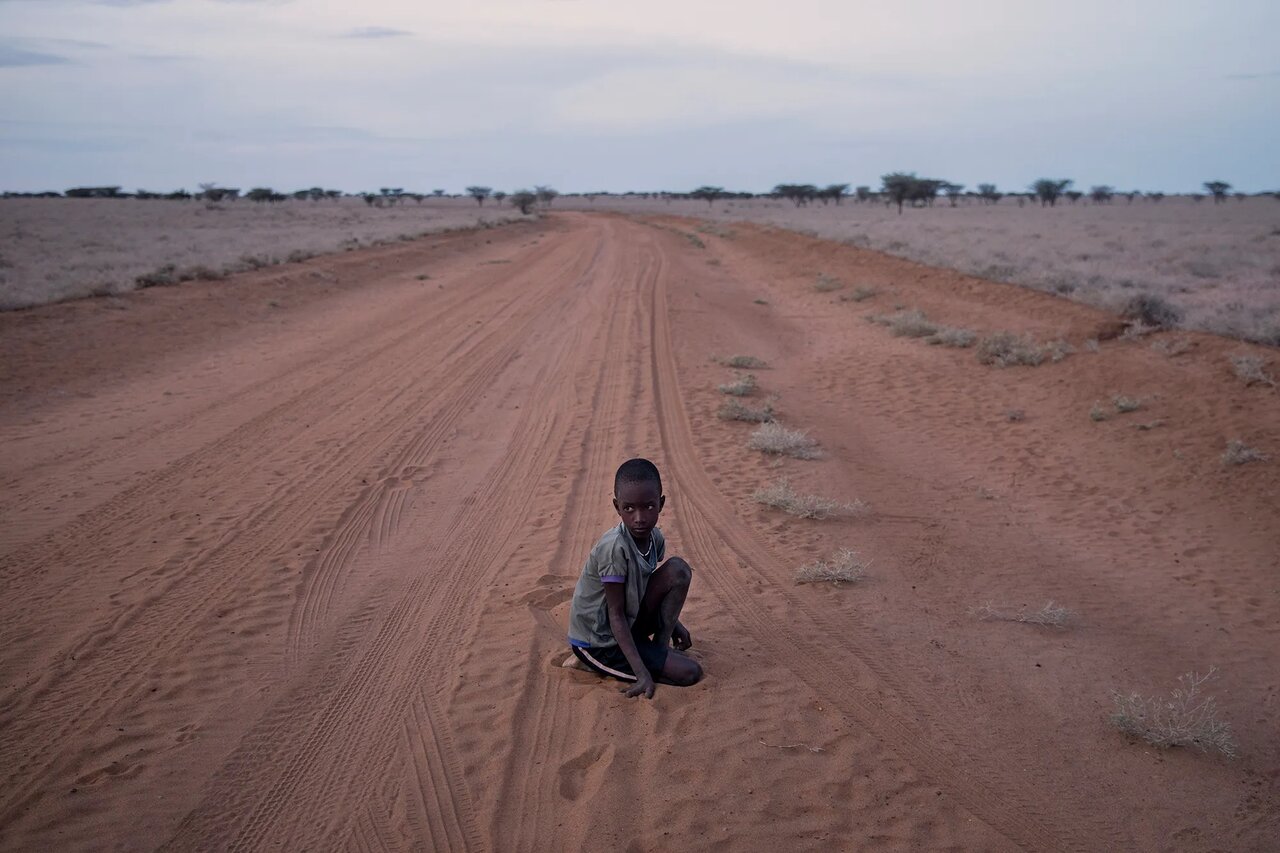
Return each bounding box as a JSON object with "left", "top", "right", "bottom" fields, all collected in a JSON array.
[
  {"left": 622, "top": 674, "right": 656, "bottom": 699},
  {"left": 672, "top": 623, "right": 693, "bottom": 651}
]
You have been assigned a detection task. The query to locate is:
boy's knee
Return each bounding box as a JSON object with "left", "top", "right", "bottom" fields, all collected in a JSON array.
[
  {"left": 665, "top": 556, "right": 693, "bottom": 585},
  {"left": 677, "top": 658, "right": 703, "bottom": 686}
]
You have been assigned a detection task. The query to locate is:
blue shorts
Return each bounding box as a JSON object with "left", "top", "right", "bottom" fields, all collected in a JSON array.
[{"left": 571, "top": 641, "right": 669, "bottom": 682}]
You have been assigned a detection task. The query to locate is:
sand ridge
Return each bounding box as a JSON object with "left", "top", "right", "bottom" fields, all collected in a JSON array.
[{"left": 1, "top": 213, "right": 1276, "bottom": 850}]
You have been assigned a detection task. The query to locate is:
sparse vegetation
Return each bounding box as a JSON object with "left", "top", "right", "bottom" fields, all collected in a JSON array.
[
  {"left": 1151, "top": 337, "right": 1193, "bottom": 356},
  {"left": 869, "top": 308, "right": 938, "bottom": 338},
  {"left": 718, "top": 399, "right": 775, "bottom": 423},
  {"left": 1110, "top": 669, "right": 1237, "bottom": 757},
  {"left": 1229, "top": 353, "right": 1276, "bottom": 387},
  {"left": 925, "top": 326, "right": 977, "bottom": 348},
  {"left": 1031, "top": 178, "right": 1073, "bottom": 207},
  {"left": 1221, "top": 440, "right": 1266, "bottom": 466},
  {"left": 795, "top": 548, "right": 868, "bottom": 585},
  {"left": 1112, "top": 394, "right": 1141, "bottom": 413},
  {"left": 1089, "top": 402, "right": 1109, "bottom": 422},
  {"left": 717, "top": 373, "right": 758, "bottom": 396},
  {"left": 719, "top": 355, "right": 768, "bottom": 369},
  {"left": 1004, "top": 408, "right": 1026, "bottom": 422},
  {"left": 752, "top": 478, "right": 866, "bottom": 520},
  {"left": 974, "top": 600, "right": 1072, "bottom": 627},
  {"left": 976, "top": 332, "right": 1065, "bottom": 367},
  {"left": 841, "top": 286, "right": 878, "bottom": 303},
  {"left": 814, "top": 273, "right": 842, "bottom": 292},
  {"left": 747, "top": 422, "right": 820, "bottom": 459},
  {"left": 1122, "top": 293, "right": 1182, "bottom": 329}
]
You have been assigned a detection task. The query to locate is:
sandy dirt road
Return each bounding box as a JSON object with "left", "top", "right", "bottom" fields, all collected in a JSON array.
[{"left": 1, "top": 213, "right": 1277, "bottom": 851}]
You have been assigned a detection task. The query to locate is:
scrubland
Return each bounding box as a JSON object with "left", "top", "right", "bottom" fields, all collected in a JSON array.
[
  {"left": 0, "top": 197, "right": 522, "bottom": 310},
  {"left": 565, "top": 195, "right": 1280, "bottom": 344}
]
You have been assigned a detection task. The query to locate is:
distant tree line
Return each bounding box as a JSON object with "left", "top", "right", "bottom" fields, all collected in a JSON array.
[{"left": 5, "top": 180, "right": 1271, "bottom": 212}]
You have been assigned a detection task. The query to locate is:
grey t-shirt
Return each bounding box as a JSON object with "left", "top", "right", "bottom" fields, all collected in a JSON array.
[{"left": 567, "top": 523, "right": 666, "bottom": 649}]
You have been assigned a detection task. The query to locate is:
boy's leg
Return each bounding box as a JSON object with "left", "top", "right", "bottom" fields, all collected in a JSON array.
[
  {"left": 635, "top": 557, "right": 692, "bottom": 646},
  {"left": 633, "top": 557, "right": 701, "bottom": 686}
]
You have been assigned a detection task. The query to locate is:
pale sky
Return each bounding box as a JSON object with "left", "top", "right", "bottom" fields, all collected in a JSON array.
[{"left": 1, "top": 0, "right": 1277, "bottom": 194}]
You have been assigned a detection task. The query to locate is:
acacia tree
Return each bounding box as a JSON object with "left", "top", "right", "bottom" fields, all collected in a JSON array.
[
  {"left": 819, "top": 183, "right": 850, "bottom": 205},
  {"left": 493, "top": 190, "right": 507, "bottom": 206},
  {"left": 534, "top": 185, "right": 558, "bottom": 206},
  {"left": 772, "top": 183, "right": 818, "bottom": 206},
  {"left": 509, "top": 189, "right": 538, "bottom": 214},
  {"left": 466, "top": 185, "right": 492, "bottom": 206},
  {"left": 977, "top": 183, "right": 1002, "bottom": 204},
  {"left": 1031, "top": 178, "right": 1072, "bottom": 207},
  {"left": 690, "top": 186, "right": 724, "bottom": 206},
  {"left": 941, "top": 182, "right": 965, "bottom": 207},
  {"left": 1204, "top": 181, "right": 1231, "bottom": 203},
  {"left": 881, "top": 172, "right": 916, "bottom": 214},
  {"left": 1089, "top": 185, "right": 1114, "bottom": 204},
  {"left": 854, "top": 185, "right": 873, "bottom": 203}
]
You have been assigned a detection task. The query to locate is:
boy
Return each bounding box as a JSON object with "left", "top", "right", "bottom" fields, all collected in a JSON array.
[{"left": 567, "top": 458, "right": 703, "bottom": 699}]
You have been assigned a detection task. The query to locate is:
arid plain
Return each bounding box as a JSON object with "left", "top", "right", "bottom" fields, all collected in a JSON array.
[{"left": 1, "top": 210, "right": 1278, "bottom": 851}]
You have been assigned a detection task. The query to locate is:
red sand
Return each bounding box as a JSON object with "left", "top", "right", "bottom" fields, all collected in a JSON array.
[{"left": 1, "top": 213, "right": 1277, "bottom": 850}]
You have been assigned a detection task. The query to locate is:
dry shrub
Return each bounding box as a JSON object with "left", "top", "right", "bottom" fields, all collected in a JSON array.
[
  {"left": 718, "top": 399, "right": 774, "bottom": 423},
  {"left": 1089, "top": 402, "right": 1109, "bottom": 422},
  {"left": 925, "top": 326, "right": 977, "bottom": 348},
  {"left": 753, "top": 478, "right": 866, "bottom": 520},
  {"left": 840, "top": 286, "right": 878, "bottom": 302},
  {"left": 814, "top": 273, "right": 842, "bottom": 292},
  {"left": 1004, "top": 408, "right": 1026, "bottom": 422},
  {"left": 869, "top": 308, "right": 938, "bottom": 338},
  {"left": 977, "top": 332, "right": 1048, "bottom": 367},
  {"left": 747, "top": 422, "right": 820, "bottom": 458},
  {"left": 718, "top": 373, "right": 758, "bottom": 396},
  {"left": 1112, "top": 394, "right": 1141, "bottom": 413},
  {"left": 719, "top": 355, "right": 768, "bottom": 369},
  {"left": 795, "top": 548, "right": 867, "bottom": 585},
  {"left": 1109, "top": 669, "right": 1237, "bottom": 757},
  {"left": 1122, "top": 293, "right": 1182, "bottom": 329},
  {"left": 1151, "top": 336, "right": 1193, "bottom": 356},
  {"left": 974, "top": 600, "right": 1072, "bottom": 627},
  {"left": 1229, "top": 353, "right": 1276, "bottom": 387},
  {"left": 1221, "top": 440, "right": 1266, "bottom": 466}
]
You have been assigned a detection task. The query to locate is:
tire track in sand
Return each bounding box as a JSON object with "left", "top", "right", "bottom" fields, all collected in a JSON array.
[
  {"left": 641, "top": 222, "right": 1087, "bottom": 852},
  {"left": 160, "top": 220, "right": 613, "bottom": 852}
]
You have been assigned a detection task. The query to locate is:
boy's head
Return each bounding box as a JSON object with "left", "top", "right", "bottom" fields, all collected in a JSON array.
[{"left": 613, "top": 458, "right": 665, "bottom": 543}]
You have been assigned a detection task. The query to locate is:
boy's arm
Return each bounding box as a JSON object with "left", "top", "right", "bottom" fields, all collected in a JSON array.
[{"left": 603, "top": 582, "right": 655, "bottom": 699}]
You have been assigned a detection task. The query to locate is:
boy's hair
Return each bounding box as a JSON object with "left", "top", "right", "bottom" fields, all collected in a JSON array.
[{"left": 614, "top": 458, "right": 662, "bottom": 495}]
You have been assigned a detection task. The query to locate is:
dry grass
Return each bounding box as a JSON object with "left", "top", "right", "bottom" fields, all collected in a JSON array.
[
  {"left": 0, "top": 197, "right": 524, "bottom": 310},
  {"left": 717, "top": 373, "right": 758, "bottom": 396},
  {"left": 813, "top": 273, "right": 843, "bottom": 292},
  {"left": 719, "top": 354, "right": 769, "bottom": 369},
  {"left": 568, "top": 195, "right": 1280, "bottom": 345},
  {"left": 1151, "top": 336, "right": 1194, "bottom": 356},
  {"left": 869, "top": 308, "right": 938, "bottom": 338},
  {"left": 795, "top": 548, "right": 868, "bottom": 585},
  {"left": 747, "top": 422, "right": 821, "bottom": 458},
  {"left": 1110, "top": 669, "right": 1237, "bottom": 757},
  {"left": 752, "top": 478, "right": 867, "bottom": 520},
  {"left": 975, "top": 333, "right": 1072, "bottom": 367},
  {"left": 1221, "top": 440, "right": 1266, "bottom": 466},
  {"left": 1229, "top": 353, "right": 1276, "bottom": 387},
  {"left": 925, "top": 326, "right": 977, "bottom": 348},
  {"left": 1112, "top": 394, "right": 1142, "bottom": 413},
  {"left": 974, "top": 600, "right": 1073, "bottom": 627},
  {"left": 840, "top": 286, "right": 879, "bottom": 303},
  {"left": 718, "top": 399, "right": 775, "bottom": 423}
]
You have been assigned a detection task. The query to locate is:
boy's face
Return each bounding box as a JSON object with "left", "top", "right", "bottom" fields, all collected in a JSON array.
[{"left": 613, "top": 480, "right": 665, "bottom": 544}]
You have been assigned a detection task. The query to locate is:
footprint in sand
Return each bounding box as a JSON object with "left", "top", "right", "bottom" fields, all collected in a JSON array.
[{"left": 557, "top": 744, "right": 613, "bottom": 801}]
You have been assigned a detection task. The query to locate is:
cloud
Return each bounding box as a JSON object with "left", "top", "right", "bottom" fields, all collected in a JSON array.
[
  {"left": 341, "top": 26, "right": 413, "bottom": 40},
  {"left": 0, "top": 42, "right": 71, "bottom": 68}
]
